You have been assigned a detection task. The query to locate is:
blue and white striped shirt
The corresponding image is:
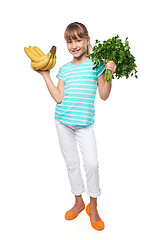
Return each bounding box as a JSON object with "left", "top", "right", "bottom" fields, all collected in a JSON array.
[{"left": 55, "top": 58, "right": 106, "bottom": 127}]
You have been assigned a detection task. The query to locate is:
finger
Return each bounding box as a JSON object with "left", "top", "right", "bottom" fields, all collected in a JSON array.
[
  {"left": 107, "top": 61, "right": 115, "bottom": 67},
  {"left": 108, "top": 60, "right": 115, "bottom": 65},
  {"left": 106, "top": 67, "right": 114, "bottom": 74},
  {"left": 30, "top": 64, "right": 34, "bottom": 70},
  {"left": 106, "top": 62, "right": 112, "bottom": 68}
]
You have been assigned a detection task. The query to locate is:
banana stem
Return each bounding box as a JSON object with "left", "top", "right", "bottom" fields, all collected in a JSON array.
[{"left": 50, "top": 46, "right": 56, "bottom": 55}]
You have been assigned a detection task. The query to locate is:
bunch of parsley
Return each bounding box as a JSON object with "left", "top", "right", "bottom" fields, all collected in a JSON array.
[{"left": 89, "top": 35, "right": 138, "bottom": 82}]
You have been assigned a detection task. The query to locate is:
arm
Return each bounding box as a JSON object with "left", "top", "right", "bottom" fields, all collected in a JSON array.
[
  {"left": 35, "top": 70, "right": 64, "bottom": 103},
  {"left": 98, "top": 71, "right": 112, "bottom": 100},
  {"left": 98, "top": 61, "right": 117, "bottom": 101}
]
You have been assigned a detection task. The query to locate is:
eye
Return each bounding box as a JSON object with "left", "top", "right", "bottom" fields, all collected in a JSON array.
[{"left": 77, "top": 39, "right": 81, "bottom": 42}]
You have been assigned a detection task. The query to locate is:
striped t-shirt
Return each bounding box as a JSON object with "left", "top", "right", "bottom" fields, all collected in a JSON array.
[{"left": 55, "top": 58, "right": 106, "bottom": 127}]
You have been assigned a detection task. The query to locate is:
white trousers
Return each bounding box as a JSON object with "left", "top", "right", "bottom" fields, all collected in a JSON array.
[{"left": 55, "top": 119, "right": 102, "bottom": 198}]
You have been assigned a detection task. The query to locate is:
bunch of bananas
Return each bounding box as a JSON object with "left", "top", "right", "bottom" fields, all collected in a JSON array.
[{"left": 24, "top": 46, "right": 56, "bottom": 71}]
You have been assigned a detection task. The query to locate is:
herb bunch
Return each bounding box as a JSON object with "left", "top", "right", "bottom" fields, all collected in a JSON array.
[{"left": 89, "top": 35, "right": 138, "bottom": 82}]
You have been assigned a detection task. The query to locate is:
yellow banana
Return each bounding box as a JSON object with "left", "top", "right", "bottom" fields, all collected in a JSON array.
[
  {"left": 24, "top": 45, "right": 56, "bottom": 71},
  {"left": 40, "top": 54, "right": 54, "bottom": 70},
  {"left": 31, "top": 52, "right": 51, "bottom": 70},
  {"left": 33, "top": 46, "right": 45, "bottom": 56},
  {"left": 24, "top": 47, "right": 46, "bottom": 62},
  {"left": 29, "top": 46, "right": 40, "bottom": 56},
  {"left": 48, "top": 54, "right": 56, "bottom": 70}
]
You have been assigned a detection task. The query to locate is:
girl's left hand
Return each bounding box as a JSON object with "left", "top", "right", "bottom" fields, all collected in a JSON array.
[{"left": 106, "top": 61, "right": 117, "bottom": 75}]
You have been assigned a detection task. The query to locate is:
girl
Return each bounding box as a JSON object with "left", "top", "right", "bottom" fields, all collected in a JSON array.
[{"left": 33, "top": 22, "right": 116, "bottom": 231}]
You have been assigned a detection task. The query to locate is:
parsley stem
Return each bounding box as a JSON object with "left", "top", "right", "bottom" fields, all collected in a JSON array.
[{"left": 105, "top": 69, "right": 112, "bottom": 82}]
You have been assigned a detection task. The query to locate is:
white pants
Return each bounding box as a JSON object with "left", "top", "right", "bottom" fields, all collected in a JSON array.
[{"left": 55, "top": 119, "right": 101, "bottom": 198}]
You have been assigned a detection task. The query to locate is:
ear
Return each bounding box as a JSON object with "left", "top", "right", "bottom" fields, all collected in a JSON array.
[{"left": 87, "top": 36, "right": 90, "bottom": 45}]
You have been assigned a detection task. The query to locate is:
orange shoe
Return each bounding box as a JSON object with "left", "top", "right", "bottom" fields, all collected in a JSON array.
[
  {"left": 86, "top": 204, "right": 105, "bottom": 231},
  {"left": 65, "top": 201, "right": 85, "bottom": 220}
]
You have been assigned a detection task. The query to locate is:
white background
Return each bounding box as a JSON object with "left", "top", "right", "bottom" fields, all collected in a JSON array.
[{"left": 0, "top": 0, "right": 160, "bottom": 239}]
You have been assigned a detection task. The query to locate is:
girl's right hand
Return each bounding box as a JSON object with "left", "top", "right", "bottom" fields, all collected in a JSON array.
[{"left": 30, "top": 65, "right": 50, "bottom": 77}]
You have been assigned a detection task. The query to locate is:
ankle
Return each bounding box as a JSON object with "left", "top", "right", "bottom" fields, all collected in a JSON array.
[
  {"left": 90, "top": 197, "right": 97, "bottom": 208},
  {"left": 75, "top": 195, "right": 83, "bottom": 203}
]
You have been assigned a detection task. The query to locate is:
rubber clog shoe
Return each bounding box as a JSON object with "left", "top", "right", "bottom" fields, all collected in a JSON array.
[
  {"left": 65, "top": 201, "right": 85, "bottom": 220},
  {"left": 86, "top": 204, "right": 105, "bottom": 231}
]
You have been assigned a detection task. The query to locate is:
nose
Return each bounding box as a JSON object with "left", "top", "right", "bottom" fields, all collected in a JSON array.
[{"left": 72, "top": 40, "right": 77, "bottom": 49}]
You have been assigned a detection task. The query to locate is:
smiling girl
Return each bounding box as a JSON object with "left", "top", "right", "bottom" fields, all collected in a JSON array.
[{"left": 33, "top": 22, "right": 116, "bottom": 231}]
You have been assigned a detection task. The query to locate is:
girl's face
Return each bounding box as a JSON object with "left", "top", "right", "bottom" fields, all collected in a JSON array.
[{"left": 66, "top": 36, "right": 90, "bottom": 59}]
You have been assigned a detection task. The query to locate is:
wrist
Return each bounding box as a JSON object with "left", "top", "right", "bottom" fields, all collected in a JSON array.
[{"left": 41, "top": 71, "right": 50, "bottom": 79}]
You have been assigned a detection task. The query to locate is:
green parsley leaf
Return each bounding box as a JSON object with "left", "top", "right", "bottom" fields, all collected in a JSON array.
[{"left": 89, "top": 35, "right": 138, "bottom": 82}]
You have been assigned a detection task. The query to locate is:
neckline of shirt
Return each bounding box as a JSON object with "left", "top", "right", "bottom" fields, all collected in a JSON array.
[{"left": 70, "top": 58, "right": 90, "bottom": 66}]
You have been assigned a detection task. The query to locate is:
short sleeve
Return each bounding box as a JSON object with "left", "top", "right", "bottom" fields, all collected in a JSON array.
[
  {"left": 56, "top": 67, "right": 64, "bottom": 80},
  {"left": 96, "top": 62, "right": 106, "bottom": 78}
]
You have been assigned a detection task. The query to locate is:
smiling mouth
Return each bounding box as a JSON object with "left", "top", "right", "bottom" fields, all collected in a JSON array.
[{"left": 72, "top": 49, "right": 80, "bottom": 53}]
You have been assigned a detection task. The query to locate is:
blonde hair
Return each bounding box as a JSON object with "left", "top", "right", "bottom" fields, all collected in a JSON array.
[{"left": 64, "top": 22, "right": 91, "bottom": 54}]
